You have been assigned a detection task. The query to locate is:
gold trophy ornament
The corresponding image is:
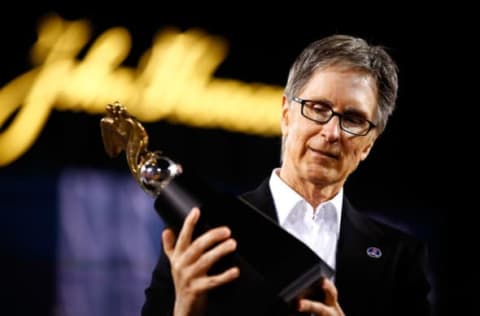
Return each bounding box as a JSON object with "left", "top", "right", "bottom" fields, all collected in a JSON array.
[
  {"left": 100, "top": 101, "right": 197, "bottom": 228},
  {"left": 100, "top": 101, "right": 333, "bottom": 316},
  {"left": 100, "top": 101, "right": 183, "bottom": 197}
]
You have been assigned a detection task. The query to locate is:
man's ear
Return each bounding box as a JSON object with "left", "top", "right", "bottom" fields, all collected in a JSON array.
[
  {"left": 281, "top": 96, "right": 290, "bottom": 135},
  {"left": 359, "top": 133, "right": 377, "bottom": 161}
]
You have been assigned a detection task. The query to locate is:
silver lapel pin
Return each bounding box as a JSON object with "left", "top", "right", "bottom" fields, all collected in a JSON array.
[{"left": 366, "top": 246, "right": 382, "bottom": 258}]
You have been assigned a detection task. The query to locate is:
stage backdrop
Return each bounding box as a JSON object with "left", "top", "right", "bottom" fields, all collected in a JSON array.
[{"left": 55, "top": 168, "right": 163, "bottom": 316}]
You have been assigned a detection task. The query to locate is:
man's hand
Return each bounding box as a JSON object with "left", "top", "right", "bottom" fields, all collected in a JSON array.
[
  {"left": 162, "top": 207, "right": 240, "bottom": 316},
  {"left": 297, "top": 278, "right": 345, "bottom": 316}
]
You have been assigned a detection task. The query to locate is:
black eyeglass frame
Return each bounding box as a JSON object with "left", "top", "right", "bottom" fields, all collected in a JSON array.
[{"left": 292, "top": 96, "right": 377, "bottom": 136}]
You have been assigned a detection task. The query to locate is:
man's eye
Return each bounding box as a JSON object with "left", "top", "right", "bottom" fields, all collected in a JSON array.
[
  {"left": 310, "top": 103, "right": 330, "bottom": 114},
  {"left": 343, "top": 115, "right": 366, "bottom": 125}
]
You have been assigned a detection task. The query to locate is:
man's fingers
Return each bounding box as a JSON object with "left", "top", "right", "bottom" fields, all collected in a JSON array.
[
  {"left": 163, "top": 207, "right": 233, "bottom": 269},
  {"left": 192, "top": 238, "right": 237, "bottom": 273},
  {"left": 298, "top": 298, "right": 344, "bottom": 316},
  {"left": 162, "top": 228, "right": 176, "bottom": 259},
  {"left": 321, "top": 278, "right": 339, "bottom": 306},
  {"left": 174, "top": 207, "right": 200, "bottom": 252},
  {"left": 181, "top": 226, "right": 232, "bottom": 265},
  {"left": 297, "top": 278, "right": 344, "bottom": 315},
  {"left": 297, "top": 299, "right": 329, "bottom": 315},
  {"left": 192, "top": 266, "right": 240, "bottom": 291}
]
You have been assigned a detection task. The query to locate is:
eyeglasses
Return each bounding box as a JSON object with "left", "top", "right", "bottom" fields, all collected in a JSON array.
[{"left": 292, "top": 96, "right": 376, "bottom": 136}]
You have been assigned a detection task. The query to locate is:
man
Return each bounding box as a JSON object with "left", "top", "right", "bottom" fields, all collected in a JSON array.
[{"left": 141, "top": 34, "right": 431, "bottom": 316}]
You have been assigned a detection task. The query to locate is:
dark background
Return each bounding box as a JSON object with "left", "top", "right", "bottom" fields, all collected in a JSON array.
[{"left": 1, "top": 2, "right": 451, "bottom": 316}]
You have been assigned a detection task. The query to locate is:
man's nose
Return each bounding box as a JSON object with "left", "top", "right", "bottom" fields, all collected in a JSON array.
[{"left": 320, "top": 115, "right": 341, "bottom": 141}]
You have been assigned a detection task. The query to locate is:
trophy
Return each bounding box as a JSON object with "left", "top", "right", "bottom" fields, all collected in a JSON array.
[
  {"left": 100, "top": 101, "right": 333, "bottom": 315},
  {"left": 100, "top": 101, "right": 196, "bottom": 230}
]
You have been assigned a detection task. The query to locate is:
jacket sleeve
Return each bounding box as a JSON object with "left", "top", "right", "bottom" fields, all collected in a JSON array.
[{"left": 141, "top": 246, "right": 175, "bottom": 316}]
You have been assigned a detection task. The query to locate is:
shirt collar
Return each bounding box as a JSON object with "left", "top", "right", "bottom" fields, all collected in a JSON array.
[{"left": 269, "top": 168, "right": 343, "bottom": 233}]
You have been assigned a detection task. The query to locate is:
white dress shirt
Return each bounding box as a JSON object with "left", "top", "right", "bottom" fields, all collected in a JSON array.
[{"left": 269, "top": 169, "right": 343, "bottom": 271}]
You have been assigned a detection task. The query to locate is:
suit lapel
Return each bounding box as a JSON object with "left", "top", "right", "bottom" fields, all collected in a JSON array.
[
  {"left": 335, "top": 198, "right": 390, "bottom": 310},
  {"left": 239, "top": 178, "right": 279, "bottom": 222}
]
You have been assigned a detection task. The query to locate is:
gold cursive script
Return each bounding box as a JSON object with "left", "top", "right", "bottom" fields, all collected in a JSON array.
[{"left": 0, "top": 13, "right": 283, "bottom": 166}]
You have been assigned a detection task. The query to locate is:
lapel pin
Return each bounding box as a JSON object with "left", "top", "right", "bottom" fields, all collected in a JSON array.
[{"left": 366, "top": 246, "right": 382, "bottom": 258}]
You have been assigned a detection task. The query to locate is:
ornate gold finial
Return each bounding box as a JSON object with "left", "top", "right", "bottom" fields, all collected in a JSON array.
[{"left": 100, "top": 101, "right": 182, "bottom": 196}]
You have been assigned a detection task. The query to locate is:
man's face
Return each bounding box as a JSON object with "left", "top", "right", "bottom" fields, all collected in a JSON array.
[{"left": 280, "top": 66, "right": 378, "bottom": 189}]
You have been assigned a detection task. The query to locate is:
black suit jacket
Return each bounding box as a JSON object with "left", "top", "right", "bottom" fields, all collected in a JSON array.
[{"left": 142, "top": 179, "right": 431, "bottom": 316}]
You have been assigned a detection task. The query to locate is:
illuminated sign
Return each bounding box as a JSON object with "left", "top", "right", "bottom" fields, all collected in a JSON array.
[{"left": 0, "top": 13, "right": 283, "bottom": 166}]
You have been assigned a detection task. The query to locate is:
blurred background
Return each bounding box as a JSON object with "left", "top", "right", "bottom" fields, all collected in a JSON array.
[{"left": 1, "top": 2, "right": 449, "bottom": 316}]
